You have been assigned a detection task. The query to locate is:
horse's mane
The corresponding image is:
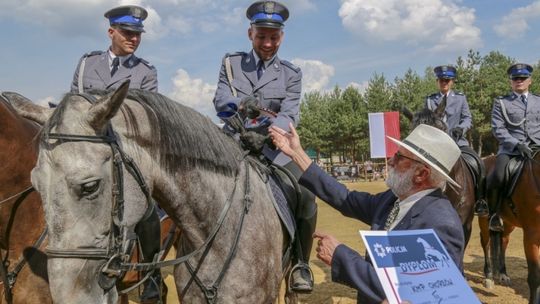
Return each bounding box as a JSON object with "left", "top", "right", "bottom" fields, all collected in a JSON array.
[
  {"left": 42, "top": 89, "right": 243, "bottom": 176},
  {"left": 413, "top": 108, "right": 447, "bottom": 132}
]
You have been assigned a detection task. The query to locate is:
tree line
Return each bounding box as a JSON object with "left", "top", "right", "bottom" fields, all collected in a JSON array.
[{"left": 298, "top": 50, "right": 540, "bottom": 163}]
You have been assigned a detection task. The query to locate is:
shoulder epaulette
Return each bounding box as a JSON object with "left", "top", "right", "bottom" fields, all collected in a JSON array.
[
  {"left": 83, "top": 50, "right": 104, "bottom": 58},
  {"left": 225, "top": 51, "right": 245, "bottom": 58},
  {"left": 138, "top": 57, "right": 155, "bottom": 69},
  {"left": 454, "top": 91, "right": 464, "bottom": 96},
  {"left": 280, "top": 59, "right": 300, "bottom": 73},
  {"left": 532, "top": 92, "right": 540, "bottom": 97},
  {"left": 497, "top": 94, "right": 511, "bottom": 100},
  {"left": 427, "top": 93, "right": 439, "bottom": 98}
]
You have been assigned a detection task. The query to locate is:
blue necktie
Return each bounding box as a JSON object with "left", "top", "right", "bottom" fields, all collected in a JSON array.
[
  {"left": 111, "top": 57, "right": 120, "bottom": 76},
  {"left": 257, "top": 60, "right": 264, "bottom": 80},
  {"left": 521, "top": 94, "right": 527, "bottom": 107}
]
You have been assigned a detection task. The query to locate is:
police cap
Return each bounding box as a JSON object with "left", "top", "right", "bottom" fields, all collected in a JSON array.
[
  {"left": 246, "top": 1, "right": 289, "bottom": 29},
  {"left": 434, "top": 65, "right": 457, "bottom": 80},
  {"left": 104, "top": 5, "right": 148, "bottom": 33},
  {"left": 507, "top": 63, "right": 533, "bottom": 78}
]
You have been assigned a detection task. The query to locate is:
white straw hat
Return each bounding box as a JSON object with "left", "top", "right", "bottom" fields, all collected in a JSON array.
[{"left": 387, "top": 124, "right": 461, "bottom": 188}]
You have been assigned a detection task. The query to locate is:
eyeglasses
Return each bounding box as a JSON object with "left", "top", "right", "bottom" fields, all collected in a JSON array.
[
  {"left": 511, "top": 77, "right": 529, "bottom": 82},
  {"left": 392, "top": 151, "right": 424, "bottom": 165}
]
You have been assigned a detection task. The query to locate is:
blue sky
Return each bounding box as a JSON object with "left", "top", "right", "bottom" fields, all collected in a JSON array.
[{"left": 2, "top": 0, "right": 540, "bottom": 121}]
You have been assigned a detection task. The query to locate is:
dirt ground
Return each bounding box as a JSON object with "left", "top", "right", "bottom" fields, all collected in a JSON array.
[{"left": 130, "top": 180, "right": 529, "bottom": 304}]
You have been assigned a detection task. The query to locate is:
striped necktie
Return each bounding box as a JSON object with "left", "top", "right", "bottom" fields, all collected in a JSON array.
[{"left": 384, "top": 200, "right": 400, "bottom": 230}]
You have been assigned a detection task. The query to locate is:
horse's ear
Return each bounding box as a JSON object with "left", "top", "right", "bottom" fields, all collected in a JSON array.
[
  {"left": 1, "top": 92, "right": 53, "bottom": 125},
  {"left": 86, "top": 81, "right": 130, "bottom": 130},
  {"left": 434, "top": 95, "right": 447, "bottom": 117},
  {"left": 401, "top": 106, "right": 413, "bottom": 122}
]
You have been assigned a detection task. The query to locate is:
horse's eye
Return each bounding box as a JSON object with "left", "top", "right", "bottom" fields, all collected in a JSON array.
[{"left": 80, "top": 180, "right": 100, "bottom": 196}]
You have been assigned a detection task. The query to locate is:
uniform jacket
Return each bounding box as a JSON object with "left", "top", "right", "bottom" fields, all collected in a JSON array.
[
  {"left": 299, "top": 163, "right": 465, "bottom": 304},
  {"left": 70, "top": 50, "right": 158, "bottom": 93},
  {"left": 425, "top": 90, "right": 472, "bottom": 147},
  {"left": 492, "top": 92, "right": 540, "bottom": 155},
  {"left": 213, "top": 51, "right": 302, "bottom": 165}
]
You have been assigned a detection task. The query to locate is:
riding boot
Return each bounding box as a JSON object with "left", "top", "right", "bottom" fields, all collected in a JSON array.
[
  {"left": 487, "top": 179, "right": 503, "bottom": 232},
  {"left": 135, "top": 205, "right": 163, "bottom": 303},
  {"left": 474, "top": 163, "right": 488, "bottom": 217},
  {"left": 290, "top": 189, "right": 317, "bottom": 293}
]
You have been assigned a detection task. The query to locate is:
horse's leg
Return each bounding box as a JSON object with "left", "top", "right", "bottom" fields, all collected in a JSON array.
[
  {"left": 478, "top": 216, "right": 494, "bottom": 288},
  {"left": 523, "top": 232, "right": 540, "bottom": 304},
  {"left": 118, "top": 294, "right": 129, "bottom": 304},
  {"left": 498, "top": 225, "right": 515, "bottom": 286}
]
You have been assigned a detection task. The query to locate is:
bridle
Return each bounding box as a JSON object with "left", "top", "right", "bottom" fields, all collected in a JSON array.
[
  {"left": 41, "top": 93, "right": 254, "bottom": 303},
  {"left": 42, "top": 94, "right": 154, "bottom": 291}
]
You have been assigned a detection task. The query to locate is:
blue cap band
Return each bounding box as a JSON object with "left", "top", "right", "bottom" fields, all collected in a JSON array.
[
  {"left": 510, "top": 68, "right": 531, "bottom": 76},
  {"left": 251, "top": 12, "right": 284, "bottom": 22},
  {"left": 437, "top": 70, "right": 456, "bottom": 78},
  {"left": 109, "top": 15, "right": 143, "bottom": 26}
]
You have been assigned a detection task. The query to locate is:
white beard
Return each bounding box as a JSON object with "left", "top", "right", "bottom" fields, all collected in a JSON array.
[{"left": 385, "top": 166, "right": 415, "bottom": 198}]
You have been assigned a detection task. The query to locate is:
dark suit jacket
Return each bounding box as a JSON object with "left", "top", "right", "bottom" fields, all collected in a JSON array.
[{"left": 299, "top": 163, "right": 465, "bottom": 304}]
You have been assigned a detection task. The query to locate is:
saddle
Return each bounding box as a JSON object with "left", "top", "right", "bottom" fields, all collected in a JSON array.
[
  {"left": 461, "top": 151, "right": 481, "bottom": 186},
  {"left": 502, "top": 154, "right": 528, "bottom": 199}
]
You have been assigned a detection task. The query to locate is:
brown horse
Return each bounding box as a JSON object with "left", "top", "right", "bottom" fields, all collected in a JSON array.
[
  {"left": 0, "top": 92, "right": 51, "bottom": 303},
  {"left": 484, "top": 152, "right": 540, "bottom": 304},
  {"left": 0, "top": 92, "right": 180, "bottom": 304}
]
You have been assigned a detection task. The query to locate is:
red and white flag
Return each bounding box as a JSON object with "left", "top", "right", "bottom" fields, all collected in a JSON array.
[{"left": 368, "top": 112, "right": 400, "bottom": 158}]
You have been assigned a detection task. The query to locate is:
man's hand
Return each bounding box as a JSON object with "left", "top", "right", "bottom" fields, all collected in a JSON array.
[
  {"left": 269, "top": 123, "right": 302, "bottom": 157},
  {"left": 451, "top": 127, "right": 463, "bottom": 139},
  {"left": 313, "top": 231, "right": 341, "bottom": 266},
  {"left": 239, "top": 96, "right": 260, "bottom": 119},
  {"left": 517, "top": 143, "right": 533, "bottom": 158}
]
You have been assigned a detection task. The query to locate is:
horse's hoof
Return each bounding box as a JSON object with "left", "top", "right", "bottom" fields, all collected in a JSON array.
[
  {"left": 499, "top": 275, "right": 511, "bottom": 286},
  {"left": 484, "top": 278, "right": 494, "bottom": 289}
]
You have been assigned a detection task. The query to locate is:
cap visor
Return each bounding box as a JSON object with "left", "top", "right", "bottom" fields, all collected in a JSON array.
[
  {"left": 386, "top": 136, "right": 461, "bottom": 188},
  {"left": 115, "top": 24, "right": 145, "bottom": 32},
  {"left": 251, "top": 21, "right": 283, "bottom": 28}
]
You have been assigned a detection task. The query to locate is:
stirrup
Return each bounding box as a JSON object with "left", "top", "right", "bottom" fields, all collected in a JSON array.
[
  {"left": 489, "top": 214, "right": 504, "bottom": 232},
  {"left": 288, "top": 262, "right": 314, "bottom": 293},
  {"left": 474, "top": 199, "right": 489, "bottom": 217}
]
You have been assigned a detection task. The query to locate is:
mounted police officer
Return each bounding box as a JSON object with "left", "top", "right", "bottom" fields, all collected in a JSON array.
[
  {"left": 70, "top": 5, "right": 162, "bottom": 302},
  {"left": 488, "top": 63, "right": 540, "bottom": 231},
  {"left": 425, "top": 65, "right": 487, "bottom": 215},
  {"left": 70, "top": 5, "right": 158, "bottom": 93},
  {"left": 212, "top": 0, "right": 317, "bottom": 293}
]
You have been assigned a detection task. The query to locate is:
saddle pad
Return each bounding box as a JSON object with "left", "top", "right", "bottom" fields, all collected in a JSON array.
[{"left": 267, "top": 175, "right": 295, "bottom": 241}]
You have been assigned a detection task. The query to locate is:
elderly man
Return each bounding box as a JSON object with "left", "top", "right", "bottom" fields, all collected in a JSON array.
[
  {"left": 488, "top": 63, "right": 540, "bottom": 231},
  {"left": 70, "top": 5, "right": 157, "bottom": 93},
  {"left": 269, "top": 124, "right": 465, "bottom": 304},
  {"left": 212, "top": 1, "right": 316, "bottom": 292}
]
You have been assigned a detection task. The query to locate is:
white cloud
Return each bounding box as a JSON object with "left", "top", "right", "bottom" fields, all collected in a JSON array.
[
  {"left": 494, "top": 1, "right": 540, "bottom": 39},
  {"left": 168, "top": 69, "right": 217, "bottom": 119},
  {"left": 36, "top": 96, "right": 57, "bottom": 107},
  {"left": 347, "top": 81, "right": 369, "bottom": 94},
  {"left": 291, "top": 59, "right": 335, "bottom": 93},
  {"left": 338, "top": 0, "right": 481, "bottom": 52}
]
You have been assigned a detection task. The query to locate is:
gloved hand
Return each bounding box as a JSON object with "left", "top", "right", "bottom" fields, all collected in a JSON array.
[
  {"left": 451, "top": 127, "right": 463, "bottom": 139},
  {"left": 240, "top": 131, "right": 270, "bottom": 154},
  {"left": 239, "top": 96, "right": 260, "bottom": 119},
  {"left": 517, "top": 143, "right": 533, "bottom": 158}
]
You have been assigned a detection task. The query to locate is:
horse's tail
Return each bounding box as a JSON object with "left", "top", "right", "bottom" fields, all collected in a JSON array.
[{"left": 489, "top": 230, "right": 503, "bottom": 278}]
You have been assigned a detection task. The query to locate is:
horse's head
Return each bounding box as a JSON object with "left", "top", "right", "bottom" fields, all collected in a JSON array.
[
  {"left": 12, "top": 82, "right": 151, "bottom": 303},
  {"left": 403, "top": 96, "right": 448, "bottom": 133}
]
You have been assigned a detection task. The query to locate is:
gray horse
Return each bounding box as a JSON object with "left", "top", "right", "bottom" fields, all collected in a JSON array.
[{"left": 11, "top": 82, "right": 293, "bottom": 303}]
